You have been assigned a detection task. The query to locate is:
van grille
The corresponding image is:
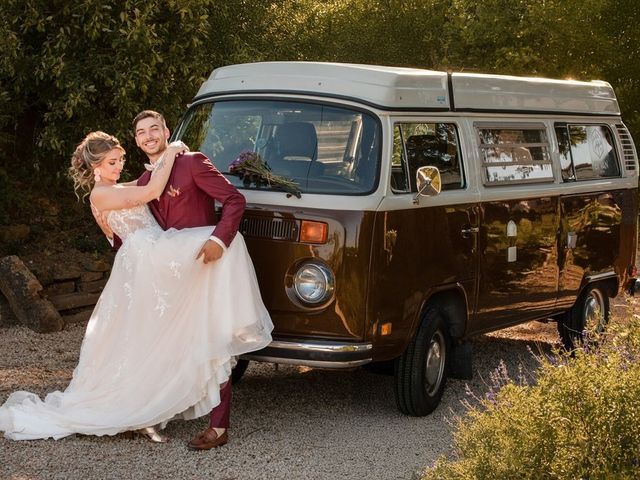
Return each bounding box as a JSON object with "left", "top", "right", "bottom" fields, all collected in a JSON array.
[
  {"left": 240, "top": 216, "right": 300, "bottom": 241},
  {"left": 615, "top": 124, "right": 638, "bottom": 172}
]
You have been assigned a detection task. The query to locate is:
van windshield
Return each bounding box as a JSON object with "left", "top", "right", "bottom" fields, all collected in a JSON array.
[{"left": 177, "top": 100, "right": 381, "bottom": 195}]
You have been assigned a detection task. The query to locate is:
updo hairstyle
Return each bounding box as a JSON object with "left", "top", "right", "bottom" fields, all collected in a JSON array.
[{"left": 69, "top": 131, "right": 125, "bottom": 198}]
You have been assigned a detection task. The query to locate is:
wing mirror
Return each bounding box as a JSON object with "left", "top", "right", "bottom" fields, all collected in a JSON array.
[{"left": 413, "top": 166, "right": 442, "bottom": 204}]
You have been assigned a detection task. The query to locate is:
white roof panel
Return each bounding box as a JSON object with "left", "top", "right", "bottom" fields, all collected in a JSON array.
[
  {"left": 452, "top": 73, "right": 619, "bottom": 115},
  {"left": 195, "top": 62, "right": 620, "bottom": 115},
  {"left": 196, "top": 62, "right": 450, "bottom": 109}
]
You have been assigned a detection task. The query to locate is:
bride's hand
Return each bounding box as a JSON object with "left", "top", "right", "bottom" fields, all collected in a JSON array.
[{"left": 166, "top": 141, "right": 189, "bottom": 159}]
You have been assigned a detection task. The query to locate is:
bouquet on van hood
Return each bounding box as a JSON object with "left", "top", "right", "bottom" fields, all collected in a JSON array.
[{"left": 228, "top": 151, "right": 302, "bottom": 198}]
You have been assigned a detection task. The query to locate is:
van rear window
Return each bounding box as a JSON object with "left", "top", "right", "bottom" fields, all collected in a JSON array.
[
  {"left": 555, "top": 124, "right": 620, "bottom": 181},
  {"left": 177, "top": 100, "right": 381, "bottom": 195},
  {"left": 477, "top": 125, "right": 553, "bottom": 185}
]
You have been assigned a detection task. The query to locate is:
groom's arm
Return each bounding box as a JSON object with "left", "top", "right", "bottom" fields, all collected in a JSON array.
[
  {"left": 91, "top": 203, "right": 122, "bottom": 250},
  {"left": 190, "top": 152, "right": 246, "bottom": 248}
]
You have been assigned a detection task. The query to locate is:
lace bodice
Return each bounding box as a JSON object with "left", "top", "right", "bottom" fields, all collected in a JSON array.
[{"left": 106, "top": 204, "right": 161, "bottom": 241}]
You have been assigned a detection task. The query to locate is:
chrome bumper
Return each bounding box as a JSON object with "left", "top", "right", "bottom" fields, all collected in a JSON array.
[{"left": 241, "top": 339, "right": 373, "bottom": 369}]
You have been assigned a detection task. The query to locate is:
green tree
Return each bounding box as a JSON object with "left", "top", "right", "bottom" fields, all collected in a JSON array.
[{"left": 0, "top": 0, "right": 217, "bottom": 180}]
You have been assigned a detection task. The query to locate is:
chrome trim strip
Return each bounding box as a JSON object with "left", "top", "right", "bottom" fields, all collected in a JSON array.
[
  {"left": 586, "top": 271, "right": 618, "bottom": 282},
  {"left": 241, "top": 354, "right": 371, "bottom": 369},
  {"left": 267, "top": 340, "right": 373, "bottom": 353}
]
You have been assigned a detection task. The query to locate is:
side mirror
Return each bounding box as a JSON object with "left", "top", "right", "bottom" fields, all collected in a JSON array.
[{"left": 413, "top": 166, "right": 442, "bottom": 204}]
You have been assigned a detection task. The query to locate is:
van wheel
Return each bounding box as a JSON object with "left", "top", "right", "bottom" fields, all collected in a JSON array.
[
  {"left": 558, "top": 284, "right": 610, "bottom": 350},
  {"left": 394, "top": 306, "right": 449, "bottom": 416},
  {"left": 231, "top": 359, "right": 250, "bottom": 385}
]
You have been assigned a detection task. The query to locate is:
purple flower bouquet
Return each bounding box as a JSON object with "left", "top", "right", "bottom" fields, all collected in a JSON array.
[{"left": 228, "top": 151, "right": 302, "bottom": 198}]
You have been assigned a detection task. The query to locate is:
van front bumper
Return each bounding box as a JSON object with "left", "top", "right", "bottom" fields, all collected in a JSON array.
[{"left": 241, "top": 339, "right": 373, "bottom": 369}]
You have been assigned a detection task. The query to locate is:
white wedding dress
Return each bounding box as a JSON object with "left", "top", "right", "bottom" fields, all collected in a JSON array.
[{"left": 0, "top": 204, "right": 273, "bottom": 440}]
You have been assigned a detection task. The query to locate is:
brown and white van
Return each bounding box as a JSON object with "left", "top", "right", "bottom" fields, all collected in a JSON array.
[{"left": 175, "top": 62, "right": 639, "bottom": 416}]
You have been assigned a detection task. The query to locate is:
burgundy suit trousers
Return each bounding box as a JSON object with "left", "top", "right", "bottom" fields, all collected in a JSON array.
[{"left": 209, "top": 381, "right": 231, "bottom": 428}]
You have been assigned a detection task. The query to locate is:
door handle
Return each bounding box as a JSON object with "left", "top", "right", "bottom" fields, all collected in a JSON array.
[{"left": 461, "top": 227, "right": 479, "bottom": 235}]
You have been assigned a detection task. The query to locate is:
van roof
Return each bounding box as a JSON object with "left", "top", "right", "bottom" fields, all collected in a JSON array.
[{"left": 195, "top": 62, "right": 620, "bottom": 115}]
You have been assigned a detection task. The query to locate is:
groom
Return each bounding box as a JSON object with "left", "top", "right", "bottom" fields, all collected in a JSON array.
[{"left": 100, "top": 110, "right": 245, "bottom": 450}]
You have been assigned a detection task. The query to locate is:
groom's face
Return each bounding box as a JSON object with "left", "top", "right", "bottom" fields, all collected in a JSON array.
[{"left": 134, "top": 117, "right": 170, "bottom": 162}]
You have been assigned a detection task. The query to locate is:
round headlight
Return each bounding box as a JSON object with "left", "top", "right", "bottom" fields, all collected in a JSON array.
[{"left": 293, "top": 263, "right": 335, "bottom": 304}]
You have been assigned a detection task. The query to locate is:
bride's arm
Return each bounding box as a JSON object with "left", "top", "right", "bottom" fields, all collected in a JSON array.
[{"left": 90, "top": 142, "right": 186, "bottom": 211}]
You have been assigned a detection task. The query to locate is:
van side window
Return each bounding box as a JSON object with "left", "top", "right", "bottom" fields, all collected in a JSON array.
[
  {"left": 392, "top": 123, "right": 464, "bottom": 193},
  {"left": 477, "top": 125, "right": 553, "bottom": 185},
  {"left": 555, "top": 124, "right": 620, "bottom": 181}
]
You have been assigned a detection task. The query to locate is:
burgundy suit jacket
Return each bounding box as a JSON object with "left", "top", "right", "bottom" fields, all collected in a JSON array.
[
  {"left": 112, "top": 152, "right": 245, "bottom": 250},
  {"left": 139, "top": 151, "right": 246, "bottom": 246}
]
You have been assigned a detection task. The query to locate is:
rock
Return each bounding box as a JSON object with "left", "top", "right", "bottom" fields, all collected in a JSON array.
[
  {"left": 80, "top": 271, "right": 104, "bottom": 283},
  {"left": 0, "top": 255, "right": 64, "bottom": 332},
  {"left": 62, "top": 309, "right": 93, "bottom": 325},
  {"left": 78, "top": 278, "right": 108, "bottom": 294},
  {"left": 80, "top": 257, "right": 111, "bottom": 272},
  {"left": 43, "top": 280, "right": 76, "bottom": 297},
  {"left": 24, "top": 259, "right": 55, "bottom": 286},
  {"left": 50, "top": 291, "right": 101, "bottom": 311},
  {"left": 0, "top": 292, "right": 18, "bottom": 326},
  {"left": 0, "top": 225, "right": 30, "bottom": 244},
  {"left": 52, "top": 264, "right": 83, "bottom": 281}
]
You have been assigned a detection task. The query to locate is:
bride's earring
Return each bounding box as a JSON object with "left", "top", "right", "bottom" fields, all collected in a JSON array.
[{"left": 94, "top": 168, "right": 102, "bottom": 182}]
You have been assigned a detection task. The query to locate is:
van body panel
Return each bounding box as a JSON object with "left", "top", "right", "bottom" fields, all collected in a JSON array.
[
  {"left": 473, "top": 196, "right": 560, "bottom": 333},
  {"left": 238, "top": 206, "right": 376, "bottom": 341},
  {"left": 557, "top": 189, "right": 637, "bottom": 307},
  {"left": 367, "top": 202, "right": 478, "bottom": 359}
]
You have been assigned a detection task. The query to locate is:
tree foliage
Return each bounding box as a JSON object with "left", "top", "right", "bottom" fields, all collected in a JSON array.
[{"left": 0, "top": 0, "right": 638, "bottom": 184}]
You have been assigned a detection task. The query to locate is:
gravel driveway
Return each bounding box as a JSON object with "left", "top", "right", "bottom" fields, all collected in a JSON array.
[{"left": 0, "top": 317, "right": 564, "bottom": 480}]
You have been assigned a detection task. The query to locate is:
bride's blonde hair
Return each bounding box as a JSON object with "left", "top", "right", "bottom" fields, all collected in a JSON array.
[{"left": 69, "top": 131, "right": 125, "bottom": 199}]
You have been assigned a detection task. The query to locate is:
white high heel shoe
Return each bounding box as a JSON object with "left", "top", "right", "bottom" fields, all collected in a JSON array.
[{"left": 135, "top": 426, "right": 169, "bottom": 443}]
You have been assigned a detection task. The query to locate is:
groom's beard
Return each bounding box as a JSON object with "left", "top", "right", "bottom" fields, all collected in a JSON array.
[{"left": 145, "top": 142, "right": 169, "bottom": 163}]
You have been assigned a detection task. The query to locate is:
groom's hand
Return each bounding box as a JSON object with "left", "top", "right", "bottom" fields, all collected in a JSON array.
[
  {"left": 196, "top": 240, "right": 224, "bottom": 264},
  {"left": 91, "top": 203, "right": 114, "bottom": 241}
]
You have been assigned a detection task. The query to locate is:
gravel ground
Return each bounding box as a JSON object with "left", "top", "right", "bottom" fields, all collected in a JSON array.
[{"left": 0, "top": 301, "right": 630, "bottom": 480}]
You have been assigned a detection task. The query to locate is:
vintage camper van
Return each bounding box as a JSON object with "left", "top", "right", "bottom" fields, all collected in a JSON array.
[{"left": 174, "top": 62, "right": 639, "bottom": 416}]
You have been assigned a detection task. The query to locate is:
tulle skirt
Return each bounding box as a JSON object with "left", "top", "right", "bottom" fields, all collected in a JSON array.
[{"left": 0, "top": 226, "right": 273, "bottom": 440}]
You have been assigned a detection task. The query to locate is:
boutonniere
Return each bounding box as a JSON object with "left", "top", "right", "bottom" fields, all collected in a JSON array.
[{"left": 167, "top": 185, "right": 181, "bottom": 197}]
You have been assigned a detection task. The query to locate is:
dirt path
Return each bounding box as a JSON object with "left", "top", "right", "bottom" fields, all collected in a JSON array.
[{"left": 0, "top": 314, "right": 576, "bottom": 480}]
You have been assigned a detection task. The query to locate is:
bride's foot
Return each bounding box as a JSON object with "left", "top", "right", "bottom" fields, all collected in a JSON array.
[
  {"left": 187, "top": 427, "right": 228, "bottom": 450},
  {"left": 135, "top": 426, "right": 169, "bottom": 443}
]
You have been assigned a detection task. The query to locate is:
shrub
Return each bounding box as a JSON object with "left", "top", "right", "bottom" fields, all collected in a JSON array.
[{"left": 424, "top": 305, "right": 640, "bottom": 480}]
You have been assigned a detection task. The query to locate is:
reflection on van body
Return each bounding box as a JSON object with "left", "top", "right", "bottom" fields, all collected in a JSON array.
[{"left": 175, "top": 62, "right": 639, "bottom": 416}]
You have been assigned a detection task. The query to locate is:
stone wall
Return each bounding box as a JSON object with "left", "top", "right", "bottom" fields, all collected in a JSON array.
[{"left": 0, "top": 250, "right": 113, "bottom": 332}]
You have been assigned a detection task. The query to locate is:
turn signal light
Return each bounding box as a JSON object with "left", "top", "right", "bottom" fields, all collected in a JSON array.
[
  {"left": 380, "top": 323, "right": 393, "bottom": 336},
  {"left": 300, "top": 220, "right": 328, "bottom": 244}
]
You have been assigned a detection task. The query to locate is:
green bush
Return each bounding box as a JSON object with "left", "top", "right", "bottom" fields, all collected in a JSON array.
[
  {"left": 424, "top": 306, "right": 640, "bottom": 480},
  {"left": 0, "top": 0, "right": 219, "bottom": 179}
]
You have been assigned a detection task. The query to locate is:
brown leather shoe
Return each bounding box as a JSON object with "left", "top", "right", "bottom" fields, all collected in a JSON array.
[{"left": 187, "top": 427, "right": 228, "bottom": 450}]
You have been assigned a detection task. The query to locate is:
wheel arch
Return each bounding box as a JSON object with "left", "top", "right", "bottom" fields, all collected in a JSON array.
[{"left": 410, "top": 284, "right": 470, "bottom": 346}]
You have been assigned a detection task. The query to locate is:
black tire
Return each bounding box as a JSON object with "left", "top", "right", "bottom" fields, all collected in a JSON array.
[
  {"left": 394, "top": 306, "right": 450, "bottom": 416},
  {"left": 558, "top": 283, "right": 610, "bottom": 350},
  {"left": 231, "top": 358, "right": 250, "bottom": 385}
]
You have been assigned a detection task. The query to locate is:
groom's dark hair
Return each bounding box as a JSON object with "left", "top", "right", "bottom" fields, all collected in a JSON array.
[{"left": 132, "top": 110, "right": 167, "bottom": 133}]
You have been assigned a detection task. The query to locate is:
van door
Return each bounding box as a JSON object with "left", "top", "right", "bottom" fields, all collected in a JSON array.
[
  {"left": 472, "top": 124, "right": 560, "bottom": 332},
  {"left": 369, "top": 120, "right": 478, "bottom": 357}
]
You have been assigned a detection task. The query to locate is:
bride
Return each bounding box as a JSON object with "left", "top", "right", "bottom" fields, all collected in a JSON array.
[{"left": 0, "top": 131, "right": 273, "bottom": 442}]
